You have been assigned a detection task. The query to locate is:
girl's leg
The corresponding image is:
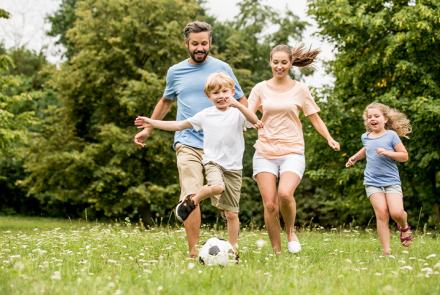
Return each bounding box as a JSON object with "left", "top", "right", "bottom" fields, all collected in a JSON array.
[
  {"left": 386, "top": 193, "right": 412, "bottom": 246},
  {"left": 370, "top": 192, "right": 391, "bottom": 255},
  {"left": 278, "top": 172, "right": 301, "bottom": 243},
  {"left": 223, "top": 210, "right": 239, "bottom": 251},
  {"left": 255, "top": 172, "right": 280, "bottom": 254}
]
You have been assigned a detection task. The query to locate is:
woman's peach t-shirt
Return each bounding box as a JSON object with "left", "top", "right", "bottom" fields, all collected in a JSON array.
[{"left": 248, "top": 80, "right": 320, "bottom": 158}]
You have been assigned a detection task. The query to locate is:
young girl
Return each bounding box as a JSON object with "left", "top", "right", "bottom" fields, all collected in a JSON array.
[
  {"left": 248, "top": 44, "right": 340, "bottom": 254},
  {"left": 346, "top": 102, "right": 413, "bottom": 256}
]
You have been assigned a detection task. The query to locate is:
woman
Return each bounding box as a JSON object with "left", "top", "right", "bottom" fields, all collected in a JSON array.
[{"left": 248, "top": 44, "right": 340, "bottom": 254}]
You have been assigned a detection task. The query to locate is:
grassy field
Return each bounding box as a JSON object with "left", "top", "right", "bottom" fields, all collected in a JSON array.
[{"left": 1, "top": 216, "right": 439, "bottom": 295}]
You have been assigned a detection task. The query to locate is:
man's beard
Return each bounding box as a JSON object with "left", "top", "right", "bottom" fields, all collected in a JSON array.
[{"left": 189, "top": 50, "right": 209, "bottom": 63}]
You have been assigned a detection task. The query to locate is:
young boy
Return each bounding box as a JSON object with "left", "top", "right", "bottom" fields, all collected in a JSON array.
[{"left": 134, "top": 72, "right": 261, "bottom": 252}]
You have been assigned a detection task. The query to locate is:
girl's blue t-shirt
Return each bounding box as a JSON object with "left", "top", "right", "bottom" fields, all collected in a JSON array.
[
  {"left": 162, "top": 56, "right": 244, "bottom": 149},
  {"left": 362, "top": 130, "right": 402, "bottom": 187}
]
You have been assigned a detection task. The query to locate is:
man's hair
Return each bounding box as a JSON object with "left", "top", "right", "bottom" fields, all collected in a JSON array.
[
  {"left": 183, "top": 21, "right": 212, "bottom": 40},
  {"left": 204, "top": 72, "right": 235, "bottom": 96}
]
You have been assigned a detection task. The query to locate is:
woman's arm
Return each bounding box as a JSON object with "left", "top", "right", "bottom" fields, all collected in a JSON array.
[
  {"left": 308, "top": 113, "right": 340, "bottom": 151},
  {"left": 376, "top": 142, "right": 408, "bottom": 162}
]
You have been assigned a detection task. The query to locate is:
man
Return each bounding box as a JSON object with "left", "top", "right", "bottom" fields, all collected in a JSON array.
[{"left": 134, "top": 21, "right": 247, "bottom": 258}]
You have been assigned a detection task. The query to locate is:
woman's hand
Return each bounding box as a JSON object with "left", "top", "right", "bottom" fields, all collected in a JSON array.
[{"left": 328, "top": 138, "right": 340, "bottom": 151}]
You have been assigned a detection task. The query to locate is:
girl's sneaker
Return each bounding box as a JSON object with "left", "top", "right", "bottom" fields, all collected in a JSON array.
[{"left": 287, "top": 240, "right": 301, "bottom": 253}]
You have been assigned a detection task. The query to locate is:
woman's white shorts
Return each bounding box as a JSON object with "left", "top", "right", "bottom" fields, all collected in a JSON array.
[{"left": 252, "top": 153, "right": 305, "bottom": 179}]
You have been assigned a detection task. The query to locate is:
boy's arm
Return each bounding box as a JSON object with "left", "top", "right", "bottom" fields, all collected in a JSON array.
[
  {"left": 134, "top": 116, "right": 191, "bottom": 132},
  {"left": 134, "top": 98, "right": 174, "bottom": 147},
  {"left": 229, "top": 98, "right": 259, "bottom": 124},
  {"left": 345, "top": 147, "right": 366, "bottom": 167}
]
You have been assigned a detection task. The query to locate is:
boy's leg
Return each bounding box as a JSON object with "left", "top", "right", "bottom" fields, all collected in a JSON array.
[
  {"left": 193, "top": 163, "right": 225, "bottom": 205},
  {"left": 369, "top": 191, "right": 391, "bottom": 255},
  {"left": 223, "top": 210, "right": 239, "bottom": 251},
  {"left": 212, "top": 169, "right": 242, "bottom": 251},
  {"left": 175, "top": 144, "right": 204, "bottom": 258}
]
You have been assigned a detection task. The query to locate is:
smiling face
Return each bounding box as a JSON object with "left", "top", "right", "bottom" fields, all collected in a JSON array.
[
  {"left": 185, "top": 32, "right": 211, "bottom": 64},
  {"left": 366, "top": 107, "right": 387, "bottom": 133},
  {"left": 207, "top": 87, "right": 235, "bottom": 110},
  {"left": 270, "top": 51, "right": 292, "bottom": 79}
]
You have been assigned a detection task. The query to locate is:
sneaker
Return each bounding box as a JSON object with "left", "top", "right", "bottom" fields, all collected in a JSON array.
[
  {"left": 175, "top": 194, "right": 196, "bottom": 222},
  {"left": 287, "top": 240, "right": 301, "bottom": 253}
]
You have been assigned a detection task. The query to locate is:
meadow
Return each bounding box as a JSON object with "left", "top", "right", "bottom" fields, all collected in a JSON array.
[{"left": 1, "top": 216, "right": 439, "bottom": 295}]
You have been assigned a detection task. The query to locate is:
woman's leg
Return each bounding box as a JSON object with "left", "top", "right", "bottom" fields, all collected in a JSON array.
[
  {"left": 370, "top": 192, "right": 391, "bottom": 255},
  {"left": 278, "top": 172, "right": 301, "bottom": 243},
  {"left": 255, "top": 172, "right": 280, "bottom": 254}
]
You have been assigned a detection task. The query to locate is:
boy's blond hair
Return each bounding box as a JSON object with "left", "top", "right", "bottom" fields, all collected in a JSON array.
[{"left": 204, "top": 72, "right": 235, "bottom": 96}]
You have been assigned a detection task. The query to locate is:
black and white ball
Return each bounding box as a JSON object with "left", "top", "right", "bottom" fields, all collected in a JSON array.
[{"left": 198, "top": 237, "right": 237, "bottom": 266}]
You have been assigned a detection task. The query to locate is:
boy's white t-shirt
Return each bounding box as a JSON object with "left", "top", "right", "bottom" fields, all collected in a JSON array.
[{"left": 187, "top": 106, "right": 246, "bottom": 170}]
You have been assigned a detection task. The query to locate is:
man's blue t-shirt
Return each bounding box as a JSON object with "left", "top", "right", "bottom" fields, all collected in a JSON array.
[
  {"left": 362, "top": 130, "right": 402, "bottom": 187},
  {"left": 163, "top": 56, "right": 244, "bottom": 149}
]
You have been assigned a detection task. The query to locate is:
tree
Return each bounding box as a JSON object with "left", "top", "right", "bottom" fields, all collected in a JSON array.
[
  {"left": 307, "top": 0, "right": 440, "bottom": 226},
  {"left": 22, "top": 0, "right": 308, "bottom": 225}
]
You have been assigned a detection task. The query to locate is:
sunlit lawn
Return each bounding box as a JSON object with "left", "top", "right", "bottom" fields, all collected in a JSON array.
[{"left": 1, "top": 216, "right": 439, "bottom": 295}]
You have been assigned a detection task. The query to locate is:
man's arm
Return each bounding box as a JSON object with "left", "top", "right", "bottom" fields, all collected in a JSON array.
[{"left": 134, "top": 97, "right": 174, "bottom": 147}]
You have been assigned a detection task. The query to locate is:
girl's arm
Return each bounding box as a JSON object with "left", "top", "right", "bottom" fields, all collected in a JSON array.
[
  {"left": 308, "top": 113, "right": 340, "bottom": 151},
  {"left": 345, "top": 147, "right": 366, "bottom": 167},
  {"left": 376, "top": 143, "right": 409, "bottom": 162},
  {"left": 134, "top": 116, "right": 191, "bottom": 132}
]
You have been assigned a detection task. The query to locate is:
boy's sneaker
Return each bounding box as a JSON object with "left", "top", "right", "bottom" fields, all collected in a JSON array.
[{"left": 175, "top": 194, "right": 196, "bottom": 222}]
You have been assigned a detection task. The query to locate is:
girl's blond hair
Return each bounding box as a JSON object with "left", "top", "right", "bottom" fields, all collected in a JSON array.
[
  {"left": 270, "top": 44, "right": 320, "bottom": 67},
  {"left": 363, "top": 102, "right": 412, "bottom": 137}
]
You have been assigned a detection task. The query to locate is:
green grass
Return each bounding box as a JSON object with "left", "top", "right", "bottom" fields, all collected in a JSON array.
[{"left": 1, "top": 216, "right": 439, "bottom": 295}]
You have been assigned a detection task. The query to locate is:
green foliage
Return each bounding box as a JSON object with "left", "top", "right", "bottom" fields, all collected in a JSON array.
[
  {"left": 0, "top": 46, "right": 56, "bottom": 214},
  {"left": 307, "top": 0, "right": 440, "bottom": 226}
]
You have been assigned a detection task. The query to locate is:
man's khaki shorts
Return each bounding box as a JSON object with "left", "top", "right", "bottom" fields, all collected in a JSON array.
[
  {"left": 205, "top": 162, "right": 242, "bottom": 213},
  {"left": 175, "top": 144, "right": 242, "bottom": 212},
  {"left": 175, "top": 143, "right": 204, "bottom": 200}
]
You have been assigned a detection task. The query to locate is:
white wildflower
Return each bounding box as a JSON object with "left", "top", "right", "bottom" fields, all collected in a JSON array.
[
  {"left": 13, "top": 261, "right": 25, "bottom": 271},
  {"left": 426, "top": 254, "right": 437, "bottom": 260},
  {"left": 421, "top": 267, "right": 433, "bottom": 273},
  {"left": 400, "top": 265, "right": 413, "bottom": 271},
  {"left": 51, "top": 271, "right": 61, "bottom": 280},
  {"left": 187, "top": 262, "right": 195, "bottom": 270},
  {"left": 256, "top": 239, "right": 266, "bottom": 248},
  {"left": 433, "top": 261, "right": 440, "bottom": 269}
]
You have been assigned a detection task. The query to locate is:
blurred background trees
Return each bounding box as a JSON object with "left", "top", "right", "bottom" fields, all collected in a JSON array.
[{"left": 0, "top": 0, "right": 438, "bottom": 229}]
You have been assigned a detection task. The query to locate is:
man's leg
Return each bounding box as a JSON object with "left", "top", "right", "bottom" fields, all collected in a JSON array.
[{"left": 175, "top": 144, "right": 204, "bottom": 257}]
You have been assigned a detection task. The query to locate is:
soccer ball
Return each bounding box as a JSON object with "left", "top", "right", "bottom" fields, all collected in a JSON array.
[{"left": 198, "top": 237, "right": 237, "bottom": 266}]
